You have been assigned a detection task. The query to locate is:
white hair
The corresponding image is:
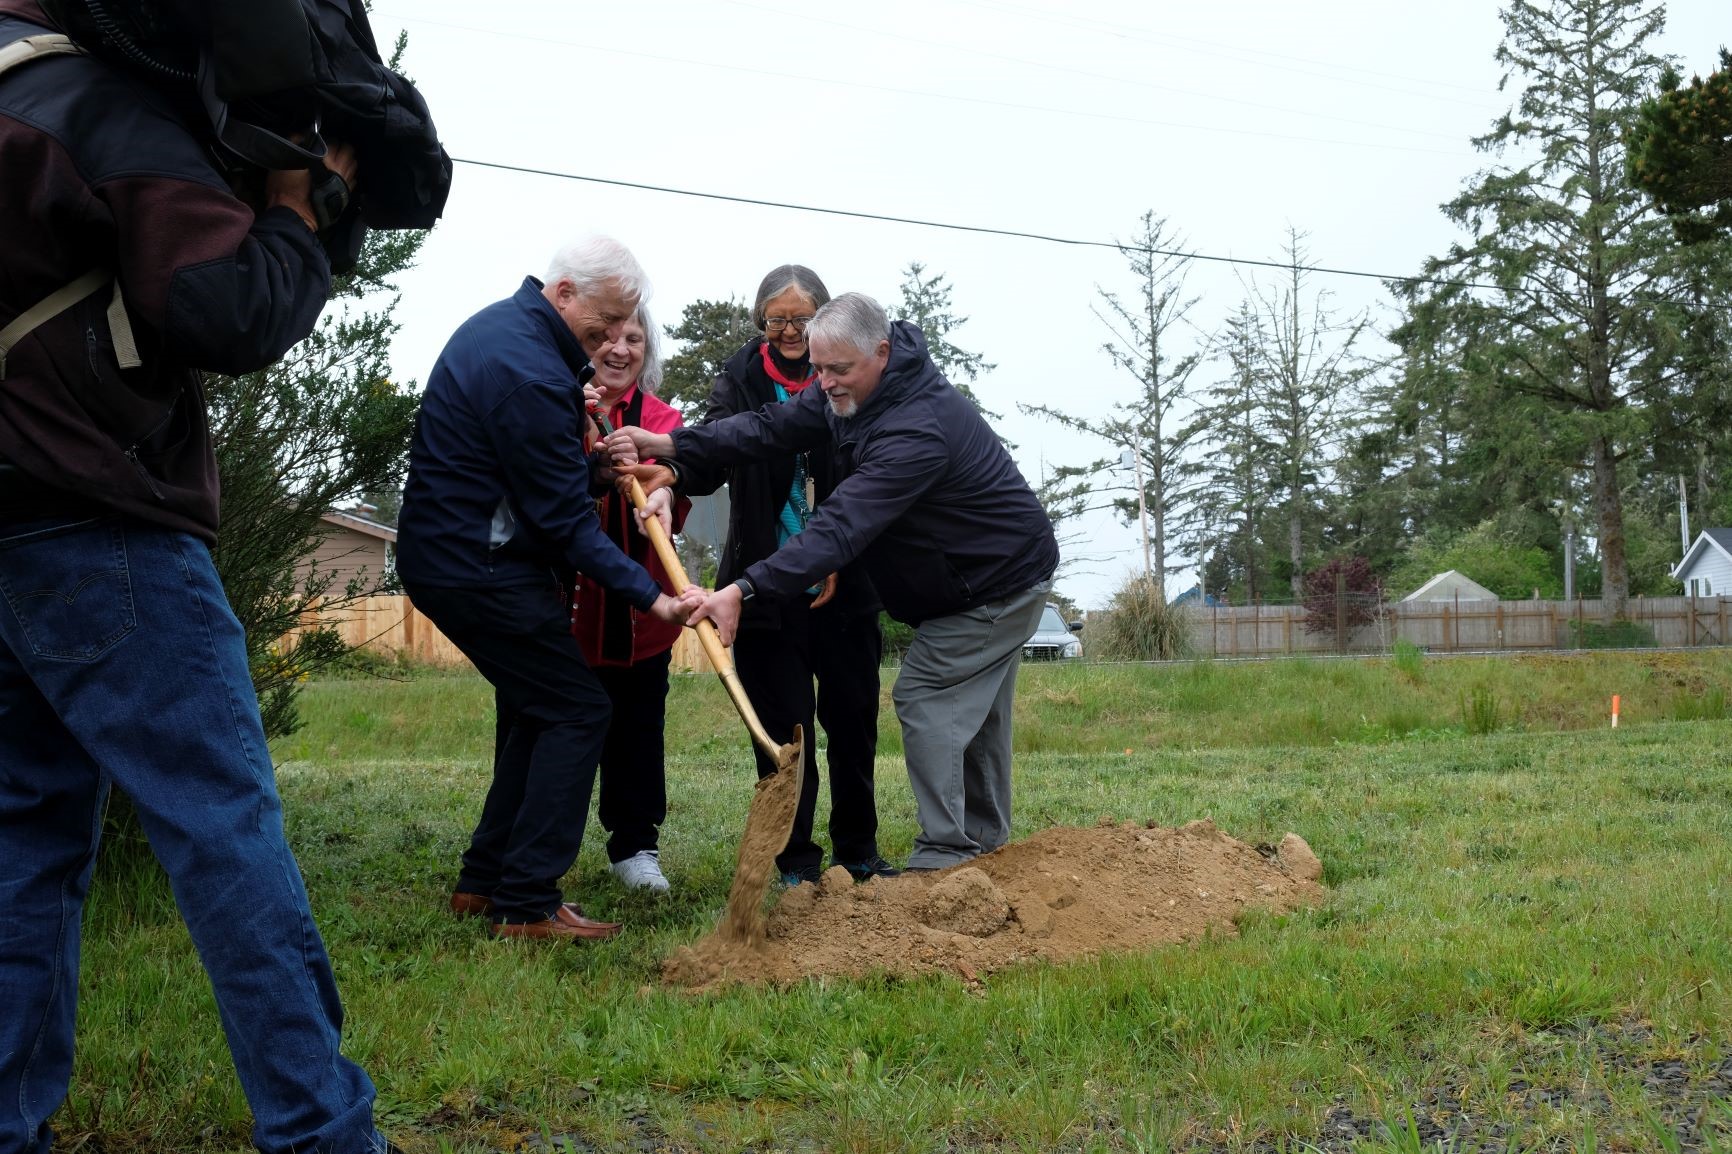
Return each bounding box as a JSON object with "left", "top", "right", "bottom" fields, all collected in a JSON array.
[
  {"left": 544, "top": 234, "right": 651, "bottom": 303},
  {"left": 807, "top": 292, "right": 890, "bottom": 356},
  {"left": 633, "top": 303, "right": 664, "bottom": 395}
]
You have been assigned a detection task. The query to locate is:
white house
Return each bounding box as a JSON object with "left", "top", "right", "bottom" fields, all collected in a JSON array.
[
  {"left": 1401, "top": 570, "right": 1499, "bottom": 603},
  {"left": 1673, "top": 529, "right": 1732, "bottom": 598}
]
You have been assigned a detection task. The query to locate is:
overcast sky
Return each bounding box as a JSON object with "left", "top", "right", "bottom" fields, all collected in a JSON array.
[{"left": 366, "top": 0, "right": 1726, "bottom": 609}]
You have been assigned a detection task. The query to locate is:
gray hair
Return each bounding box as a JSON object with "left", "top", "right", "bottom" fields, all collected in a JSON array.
[
  {"left": 751, "top": 264, "right": 830, "bottom": 330},
  {"left": 632, "top": 303, "right": 664, "bottom": 395},
  {"left": 545, "top": 234, "right": 650, "bottom": 303},
  {"left": 807, "top": 292, "right": 891, "bottom": 356}
]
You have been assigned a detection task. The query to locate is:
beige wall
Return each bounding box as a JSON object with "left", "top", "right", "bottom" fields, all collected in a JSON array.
[{"left": 299, "top": 526, "right": 391, "bottom": 597}]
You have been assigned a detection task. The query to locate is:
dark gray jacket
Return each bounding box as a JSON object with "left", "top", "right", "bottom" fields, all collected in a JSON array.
[{"left": 670, "top": 322, "right": 1057, "bottom": 625}]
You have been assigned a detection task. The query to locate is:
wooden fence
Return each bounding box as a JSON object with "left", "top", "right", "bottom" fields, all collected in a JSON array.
[
  {"left": 1193, "top": 594, "right": 1732, "bottom": 657},
  {"left": 292, "top": 594, "right": 721, "bottom": 672}
]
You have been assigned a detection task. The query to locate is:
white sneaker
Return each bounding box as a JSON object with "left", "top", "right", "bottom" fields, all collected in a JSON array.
[{"left": 610, "top": 849, "right": 670, "bottom": 892}]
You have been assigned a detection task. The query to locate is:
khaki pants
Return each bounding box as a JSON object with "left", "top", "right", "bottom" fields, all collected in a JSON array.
[{"left": 893, "top": 581, "right": 1050, "bottom": 868}]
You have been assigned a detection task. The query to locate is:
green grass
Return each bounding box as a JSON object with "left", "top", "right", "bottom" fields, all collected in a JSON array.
[{"left": 66, "top": 652, "right": 1732, "bottom": 1152}]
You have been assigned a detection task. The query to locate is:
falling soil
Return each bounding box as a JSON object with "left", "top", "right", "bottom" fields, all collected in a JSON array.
[
  {"left": 718, "top": 726, "right": 804, "bottom": 944},
  {"left": 665, "top": 818, "right": 1325, "bottom": 989}
]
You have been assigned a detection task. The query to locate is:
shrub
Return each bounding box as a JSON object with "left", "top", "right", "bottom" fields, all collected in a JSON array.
[
  {"left": 1302, "top": 556, "right": 1382, "bottom": 637},
  {"left": 1566, "top": 619, "right": 1658, "bottom": 650},
  {"left": 1090, "top": 576, "right": 1192, "bottom": 661}
]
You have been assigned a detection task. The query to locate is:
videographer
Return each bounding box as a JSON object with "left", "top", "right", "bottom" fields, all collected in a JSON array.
[{"left": 0, "top": 2, "right": 397, "bottom": 1151}]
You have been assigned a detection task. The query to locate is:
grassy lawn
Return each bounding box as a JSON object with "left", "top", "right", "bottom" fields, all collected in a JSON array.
[{"left": 68, "top": 650, "right": 1732, "bottom": 1152}]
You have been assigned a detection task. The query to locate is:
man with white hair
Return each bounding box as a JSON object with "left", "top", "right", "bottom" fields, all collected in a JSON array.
[
  {"left": 606, "top": 292, "right": 1057, "bottom": 871},
  {"left": 397, "top": 237, "right": 701, "bottom": 941}
]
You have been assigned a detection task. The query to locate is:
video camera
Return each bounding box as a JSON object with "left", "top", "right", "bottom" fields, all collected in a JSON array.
[{"left": 42, "top": 0, "right": 453, "bottom": 271}]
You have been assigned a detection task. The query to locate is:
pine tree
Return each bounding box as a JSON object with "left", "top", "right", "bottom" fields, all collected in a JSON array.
[
  {"left": 892, "top": 262, "right": 1002, "bottom": 428},
  {"left": 1179, "top": 302, "right": 1274, "bottom": 603},
  {"left": 1408, "top": 0, "right": 1675, "bottom": 621},
  {"left": 1021, "top": 214, "right": 1202, "bottom": 600},
  {"left": 1240, "top": 229, "right": 1373, "bottom": 600},
  {"left": 661, "top": 297, "right": 755, "bottom": 415}
]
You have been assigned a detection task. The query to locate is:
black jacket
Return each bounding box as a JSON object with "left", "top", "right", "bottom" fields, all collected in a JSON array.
[
  {"left": 395, "top": 278, "right": 660, "bottom": 607},
  {"left": 671, "top": 322, "right": 1058, "bottom": 626},
  {"left": 677, "top": 337, "right": 879, "bottom": 629},
  {"left": 0, "top": 3, "right": 333, "bottom": 541}
]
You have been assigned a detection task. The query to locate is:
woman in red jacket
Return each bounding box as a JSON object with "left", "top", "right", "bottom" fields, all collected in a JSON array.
[{"left": 572, "top": 305, "right": 690, "bottom": 892}]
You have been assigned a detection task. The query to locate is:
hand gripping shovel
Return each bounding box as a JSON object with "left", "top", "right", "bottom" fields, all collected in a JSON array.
[{"left": 598, "top": 418, "right": 802, "bottom": 942}]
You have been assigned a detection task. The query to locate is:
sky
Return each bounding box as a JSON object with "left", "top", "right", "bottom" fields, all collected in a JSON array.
[{"left": 365, "top": 0, "right": 1727, "bottom": 610}]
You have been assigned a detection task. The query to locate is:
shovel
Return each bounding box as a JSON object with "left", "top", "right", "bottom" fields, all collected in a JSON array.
[{"left": 593, "top": 412, "right": 802, "bottom": 940}]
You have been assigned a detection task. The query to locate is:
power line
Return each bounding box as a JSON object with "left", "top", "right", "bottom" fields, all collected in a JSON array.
[
  {"left": 378, "top": 11, "right": 1476, "bottom": 159},
  {"left": 451, "top": 156, "right": 1500, "bottom": 292}
]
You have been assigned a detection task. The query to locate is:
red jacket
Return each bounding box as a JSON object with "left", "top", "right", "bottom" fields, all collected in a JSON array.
[{"left": 572, "top": 385, "right": 691, "bottom": 666}]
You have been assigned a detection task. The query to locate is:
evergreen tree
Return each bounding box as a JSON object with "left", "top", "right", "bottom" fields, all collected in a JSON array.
[
  {"left": 1240, "top": 229, "right": 1373, "bottom": 600},
  {"left": 1628, "top": 49, "right": 1732, "bottom": 241},
  {"left": 1022, "top": 214, "right": 1201, "bottom": 600},
  {"left": 1406, "top": 0, "right": 1676, "bottom": 621},
  {"left": 892, "top": 262, "right": 1003, "bottom": 428},
  {"left": 661, "top": 297, "right": 755, "bottom": 415},
  {"left": 1180, "top": 302, "right": 1275, "bottom": 603}
]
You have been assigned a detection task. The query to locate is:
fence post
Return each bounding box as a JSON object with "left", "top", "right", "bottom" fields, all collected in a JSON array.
[
  {"left": 1721, "top": 595, "right": 1727, "bottom": 647},
  {"left": 1283, "top": 605, "right": 1292, "bottom": 654},
  {"left": 1334, "top": 570, "right": 1346, "bottom": 653},
  {"left": 1212, "top": 602, "right": 1218, "bottom": 656}
]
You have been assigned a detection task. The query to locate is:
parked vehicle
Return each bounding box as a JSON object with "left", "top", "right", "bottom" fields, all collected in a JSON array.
[{"left": 1023, "top": 603, "right": 1084, "bottom": 661}]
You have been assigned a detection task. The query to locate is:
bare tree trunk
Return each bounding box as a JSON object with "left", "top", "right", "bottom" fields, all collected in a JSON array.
[
  {"left": 1288, "top": 503, "right": 1303, "bottom": 600},
  {"left": 1698, "top": 441, "right": 1712, "bottom": 526},
  {"left": 1589, "top": 432, "right": 1629, "bottom": 621}
]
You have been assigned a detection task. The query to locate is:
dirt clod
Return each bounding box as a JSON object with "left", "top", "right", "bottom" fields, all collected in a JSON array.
[
  {"left": 665, "top": 819, "right": 1325, "bottom": 989},
  {"left": 920, "top": 867, "right": 1011, "bottom": 936}
]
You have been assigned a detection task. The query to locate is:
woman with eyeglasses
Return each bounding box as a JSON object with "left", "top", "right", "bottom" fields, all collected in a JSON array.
[{"left": 678, "top": 265, "right": 899, "bottom": 886}]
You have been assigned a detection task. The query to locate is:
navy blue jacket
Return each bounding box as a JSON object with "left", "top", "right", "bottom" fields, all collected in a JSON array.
[
  {"left": 396, "top": 278, "right": 660, "bottom": 607},
  {"left": 0, "top": 2, "right": 333, "bottom": 540},
  {"left": 671, "top": 322, "right": 1058, "bottom": 626}
]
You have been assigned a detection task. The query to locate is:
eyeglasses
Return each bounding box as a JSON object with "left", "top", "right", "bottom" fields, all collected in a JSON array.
[{"left": 764, "top": 315, "right": 815, "bottom": 333}]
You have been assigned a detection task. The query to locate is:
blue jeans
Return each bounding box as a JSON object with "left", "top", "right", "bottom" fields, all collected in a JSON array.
[{"left": 0, "top": 516, "right": 383, "bottom": 1154}]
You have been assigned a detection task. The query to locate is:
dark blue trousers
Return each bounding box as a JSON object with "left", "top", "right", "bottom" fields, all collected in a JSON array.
[{"left": 404, "top": 580, "right": 611, "bottom": 922}]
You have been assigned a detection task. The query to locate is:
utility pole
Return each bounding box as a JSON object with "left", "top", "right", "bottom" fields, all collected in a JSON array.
[{"left": 1679, "top": 474, "right": 1691, "bottom": 559}]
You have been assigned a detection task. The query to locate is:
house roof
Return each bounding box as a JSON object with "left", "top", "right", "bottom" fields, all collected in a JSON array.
[
  {"left": 320, "top": 509, "right": 397, "bottom": 543},
  {"left": 1401, "top": 569, "right": 1499, "bottom": 603},
  {"left": 1673, "top": 528, "right": 1732, "bottom": 578}
]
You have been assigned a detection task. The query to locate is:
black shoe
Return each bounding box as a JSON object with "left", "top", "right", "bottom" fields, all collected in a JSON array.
[
  {"left": 779, "top": 864, "right": 823, "bottom": 886},
  {"left": 834, "top": 854, "right": 902, "bottom": 881}
]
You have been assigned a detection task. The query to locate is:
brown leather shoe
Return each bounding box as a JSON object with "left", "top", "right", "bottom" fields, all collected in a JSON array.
[
  {"left": 449, "top": 891, "right": 494, "bottom": 918},
  {"left": 490, "top": 903, "right": 622, "bottom": 942}
]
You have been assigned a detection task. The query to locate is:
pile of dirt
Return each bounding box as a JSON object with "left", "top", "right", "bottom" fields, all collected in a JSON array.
[{"left": 664, "top": 818, "right": 1325, "bottom": 989}]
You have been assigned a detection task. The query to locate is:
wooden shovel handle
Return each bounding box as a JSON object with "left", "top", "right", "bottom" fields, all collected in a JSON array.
[{"left": 624, "top": 476, "right": 782, "bottom": 760}]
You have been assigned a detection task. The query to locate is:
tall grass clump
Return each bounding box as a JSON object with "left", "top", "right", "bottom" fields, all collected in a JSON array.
[
  {"left": 1672, "top": 685, "right": 1728, "bottom": 721},
  {"left": 1460, "top": 684, "right": 1503, "bottom": 734},
  {"left": 1090, "top": 575, "right": 1192, "bottom": 661},
  {"left": 1392, "top": 638, "right": 1426, "bottom": 682}
]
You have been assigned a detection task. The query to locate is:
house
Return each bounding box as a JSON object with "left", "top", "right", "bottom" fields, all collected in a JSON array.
[
  {"left": 1673, "top": 529, "right": 1732, "bottom": 598},
  {"left": 1401, "top": 570, "right": 1498, "bottom": 603},
  {"left": 304, "top": 508, "right": 397, "bottom": 596},
  {"left": 1168, "top": 584, "right": 1222, "bottom": 608}
]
